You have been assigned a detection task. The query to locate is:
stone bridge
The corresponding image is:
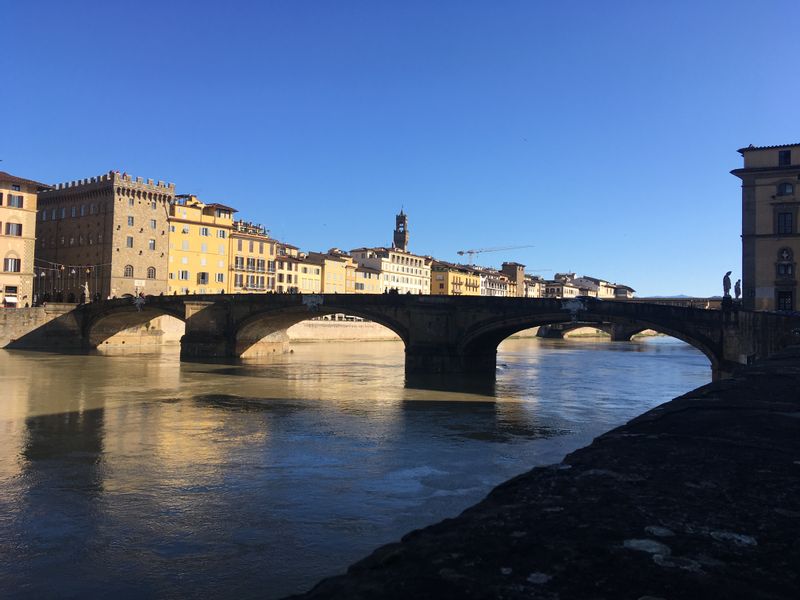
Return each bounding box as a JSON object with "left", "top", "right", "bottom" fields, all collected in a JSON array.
[{"left": 14, "top": 293, "right": 800, "bottom": 382}]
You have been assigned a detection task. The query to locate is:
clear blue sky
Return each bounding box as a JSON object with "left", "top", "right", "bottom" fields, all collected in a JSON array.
[{"left": 3, "top": 0, "right": 799, "bottom": 296}]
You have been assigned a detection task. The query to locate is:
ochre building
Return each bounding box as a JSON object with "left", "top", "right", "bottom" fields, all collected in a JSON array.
[
  {"left": 1, "top": 172, "right": 50, "bottom": 306},
  {"left": 430, "top": 261, "right": 481, "bottom": 296},
  {"left": 167, "top": 195, "right": 234, "bottom": 294},
  {"left": 732, "top": 142, "right": 800, "bottom": 310}
]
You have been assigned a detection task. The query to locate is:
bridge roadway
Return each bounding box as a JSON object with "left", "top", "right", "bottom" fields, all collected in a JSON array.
[{"left": 13, "top": 293, "right": 791, "bottom": 382}]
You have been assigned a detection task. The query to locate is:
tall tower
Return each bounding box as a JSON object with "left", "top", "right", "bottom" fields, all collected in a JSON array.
[{"left": 393, "top": 210, "right": 409, "bottom": 251}]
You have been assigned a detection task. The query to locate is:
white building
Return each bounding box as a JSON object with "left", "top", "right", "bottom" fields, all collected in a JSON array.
[
  {"left": 349, "top": 247, "right": 431, "bottom": 294},
  {"left": 476, "top": 268, "right": 510, "bottom": 297}
]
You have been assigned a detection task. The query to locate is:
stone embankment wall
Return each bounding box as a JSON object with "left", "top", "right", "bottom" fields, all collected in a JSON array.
[
  {"left": 287, "top": 320, "right": 401, "bottom": 342},
  {"left": 0, "top": 304, "right": 79, "bottom": 348},
  {"left": 292, "top": 352, "right": 800, "bottom": 600}
]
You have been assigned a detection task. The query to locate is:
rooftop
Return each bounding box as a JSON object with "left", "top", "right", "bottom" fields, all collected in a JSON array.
[
  {"left": 737, "top": 142, "right": 800, "bottom": 154},
  {"left": 0, "top": 171, "right": 52, "bottom": 190}
]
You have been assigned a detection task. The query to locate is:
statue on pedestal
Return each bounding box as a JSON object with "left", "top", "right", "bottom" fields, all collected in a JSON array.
[{"left": 723, "top": 271, "right": 732, "bottom": 297}]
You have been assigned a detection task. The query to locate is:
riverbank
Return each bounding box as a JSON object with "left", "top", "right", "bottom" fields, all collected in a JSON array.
[{"left": 292, "top": 351, "right": 800, "bottom": 599}]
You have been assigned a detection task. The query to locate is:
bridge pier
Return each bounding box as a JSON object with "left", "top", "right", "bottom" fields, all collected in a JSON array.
[
  {"left": 180, "top": 300, "right": 236, "bottom": 360},
  {"left": 404, "top": 344, "right": 496, "bottom": 377}
]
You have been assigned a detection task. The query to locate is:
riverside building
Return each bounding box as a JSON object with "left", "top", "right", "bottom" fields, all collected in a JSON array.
[
  {"left": 229, "top": 219, "right": 275, "bottom": 293},
  {"left": 1, "top": 172, "right": 50, "bottom": 306},
  {"left": 732, "top": 142, "right": 800, "bottom": 311},
  {"left": 36, "top": 171, "right": 175, "bottom": 299},
  {"left": 167, "top": 195, "right": 235, "bottom": 294},
  {"left": 430, "top": 261, "right": 481, "bottom": 295}
]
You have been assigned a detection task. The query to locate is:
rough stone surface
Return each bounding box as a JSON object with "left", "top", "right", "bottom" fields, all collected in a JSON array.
[{"left": 289, "top": 354, "right": 800, "bottom": 599}]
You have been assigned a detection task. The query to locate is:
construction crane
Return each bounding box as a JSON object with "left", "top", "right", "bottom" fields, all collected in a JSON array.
[{"left": 456, "top": 244, "right": 535, "bottom": 264}]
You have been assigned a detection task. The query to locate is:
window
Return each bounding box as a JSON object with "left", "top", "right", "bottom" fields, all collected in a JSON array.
[
  {"left": 200, "top": 243, "right": 208, "bottom": 253},
  {"left": 259, "top": 242, "right": 264, "bottom": 254},
  {"left": 777, "top": 212, "right": 794, "bottom": 234},
  {"left": 777, "top": 291, "right": 794, "bottom": 311},
  {"left": 215, "top": 273, "right": 225, "bottom": 283},
  {"left": 151, "top": 201, "right": 157, "bottom": 210},
  {"left": 124, "top": 265, "right": 134, "bottom": 277},
  {"left": 126, "top": 236, "right": 134, "bottom": 248},
  {"left": 11, "top": 184, "right": 20, "bottom": 191},
  {"left": 779, "top": 150, "right": 791, "bottom": 166},
  {"left": 150, "top": 219, "right": 157, "bottom": 229},
  {"left": 148, "top": 239, "right": 156, "bottom": 250},
  {"left": 170, "top": 225, "right": 176, "bottom": 232},
  {"left": 234, "top": 256, "right": 244, "bottom": 269},
  {"left": 249, "top": 240, "right": 254, "bottom": 252},
  {"left": 71, "top": 206, "right": 77, "bottom": 217},
  {"left": 128, "top": 198, "right": 135, "bottom": 207},
  {"left": 128, "top": 216, "right": 134, "bottom": 226},
  {"left": 41, "top": 210, "right": 47, "bottom": 222},
  {"left": 237, "top": 239, "right": 243, "bottom": 251},
  {"left": 90, "top": 203, "right": 97, "bottom": 214},
  {"left": 181, "top": 241, "right": 189, "bottom": 251},
  {"left": 778, "top": 182, "right": 794, "bottom": 196},
  {"left": 3, "top": 257, "right": 21, "bottom": 272},
  {"left": 5, "top": 223, "right": 22, "bottom": 236},
  {"left": 197, "top": 272, "right": 209, "bottom": 284},
  {"left": 218, "top": 245, "right": 225, "bottom": 255},
  {"left": 234, "top": 274, "right": 243, "bottom": 287},
  {"left": 217, "top": 230, "right": 226, "bottom": 239},
  {"left": 60, "top": 207, "right": 66, "bottom": 219},
  {"left": 178, "top": 270, "right": 189, "bottom": 280},
  {"left": 200, "top": 227, "right": 210, "bottom": 237},
  {"left": 7, "top": 195, "right": 23, "bottom": 208},
  {"left": 80, "top": 205, "right": 86, "bottom": 216}
]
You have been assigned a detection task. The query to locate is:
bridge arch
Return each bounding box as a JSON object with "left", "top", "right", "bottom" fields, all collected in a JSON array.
[
  {"left": 83, "top": 302, "right": 186, "bottom": 348},
  {"left": 459, "top": 312, "right": 721, "bottom": 372},
  {"left": 233, "top": 304, "right": 409, "bottom": 358}
]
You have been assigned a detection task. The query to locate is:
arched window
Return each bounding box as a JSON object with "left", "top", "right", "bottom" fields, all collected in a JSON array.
[
  {"left": 147, "top": 266, "right": 156, "bottom": 279},
  {"left": 124, "top": 265, "right": 134, "bottom": 278},
  {"left": 777, "top": 182, "right": 794, "bottom": 196}
]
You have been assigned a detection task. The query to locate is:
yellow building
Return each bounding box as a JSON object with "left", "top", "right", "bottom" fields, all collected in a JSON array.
[
  {"left": 1, "top": 172, "right": 50, "bottom": 306},
  {"left": 306, "top": 250, "right": 356, "bottom": 294},
  {"left": 296, "top": 256, "right": 323, "bottom": 293},
  {"left": 274, "top": 242, "right": 302, "bottom": 293},
  {"left": 354, "top": 266, "right": 382, "bottom": 293},
  {"left": 430, "top": 261, "right": 481, "bottom": 295},
  {"left": 229, "top": 220, "right": 276, "bottom": 293},
  {"left": 167, "top": 195, "right": 235, "bottom": 294}
]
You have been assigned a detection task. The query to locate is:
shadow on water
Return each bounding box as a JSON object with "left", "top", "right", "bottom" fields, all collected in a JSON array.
[
  {"left": 400, "top": 400, "right": 566, "bottom": 443},
  {"left": 404, "top": 373, "right": 497, "bottom": 396}
]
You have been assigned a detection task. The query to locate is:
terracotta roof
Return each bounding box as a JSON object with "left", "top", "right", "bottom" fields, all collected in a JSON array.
[
  {"left": 205, "top": 202, "right": 238, "bottom": 212},
  {"left": 737, "top": 143, "right": 800, "bottom": 154},
  {"left": 0, "top": 171, "right": 52, "bottom": 190}
]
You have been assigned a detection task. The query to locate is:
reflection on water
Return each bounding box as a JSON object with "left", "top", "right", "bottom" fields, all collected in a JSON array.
[{"left": 0, "top": 337, "right": 709, "bottom": 598}]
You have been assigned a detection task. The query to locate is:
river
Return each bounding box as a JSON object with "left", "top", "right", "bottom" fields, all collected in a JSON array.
[{"left": 0, "top": 336, "right": 709, "bottom": 599}]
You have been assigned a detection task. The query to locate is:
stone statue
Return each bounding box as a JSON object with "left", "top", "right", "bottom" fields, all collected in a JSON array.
[
  {"left": 83, "top": 282, "right": 90, "bottom": 302},
  {"left": 734, "top": 279, "right": 741, "bottom": 300},
  {"left": 723, "top": 271, "right": 732, "bottom": 297}
]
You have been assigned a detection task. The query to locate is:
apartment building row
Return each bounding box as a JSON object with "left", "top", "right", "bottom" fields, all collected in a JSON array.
[
  {"left": 429, "top": 261, "right": 634, "bottom": 299},
  {"left": 1, "top": 169, "right": 634, "bottom": 305}
]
